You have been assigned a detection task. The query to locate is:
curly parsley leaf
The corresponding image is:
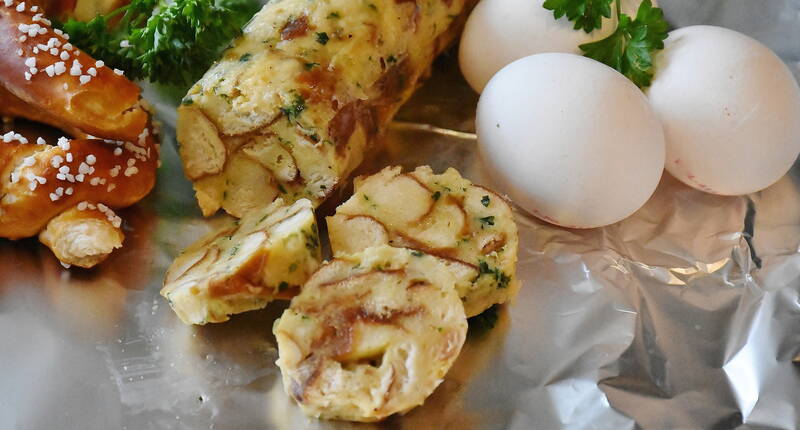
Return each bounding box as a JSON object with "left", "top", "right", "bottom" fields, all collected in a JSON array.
[
  {"left": 542, "top": 0, "right": 614, "bottom": 33},
  {"left": 579, "top": 0, "right": 668, "bottom": 88},
  {"left": 280, "top": 94, "right": 306, "bottom": 123},
  {"left": 61, "top": 0, "right": 259, "bottom": 87},
  {"left": 477, "top": 260, "right": 511, "bottom": 289},
  {"left": 478, "top": 216, "right": 495, "bottom": 228},
  {"left": 467, "top": 304, "right": 500, "bottom": 336}
]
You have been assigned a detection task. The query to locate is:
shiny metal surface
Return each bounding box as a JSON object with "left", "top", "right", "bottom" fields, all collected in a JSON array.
[{"left": 2, "top": 2, "right": 800, "bottom": 429}]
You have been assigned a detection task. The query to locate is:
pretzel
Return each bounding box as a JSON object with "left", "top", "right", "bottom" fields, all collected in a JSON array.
[
  {"left": 38, "top": 202, "right": 124, "bottom": 268},
  {"left": 0, "top": 85, "right": 85, "bottom": 138},
  {"left": 0, "top": 2, "right": 148, "bottom": 142},
  {"left": 0, "top": 0, "right": 159, "bottom": 267}
]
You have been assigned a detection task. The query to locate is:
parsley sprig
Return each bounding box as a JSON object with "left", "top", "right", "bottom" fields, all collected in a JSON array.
[
  {"left": 60, "top": 0, "right": 259, "bottom": 87},
  {"left": 542, "top": 0, "right": 613, "bottom": 33},
  {"left": 579, "top": 0, "right": 668, "bottom": 87},
  {"left": 544, "top": 0, "right": 669, "bottom": 88},
  {"left": 467, "top": 304, "right": 500, "bottom": 335}
]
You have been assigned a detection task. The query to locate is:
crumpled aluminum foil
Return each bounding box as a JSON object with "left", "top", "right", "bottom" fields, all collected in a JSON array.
[{"left": 1, "top": 1, "right": 799, "bottom": 429}]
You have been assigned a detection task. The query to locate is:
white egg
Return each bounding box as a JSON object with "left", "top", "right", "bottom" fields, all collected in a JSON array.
[
  {"left": 458, "top": 0, "right": 652, "bottom": 93},
  {"left": 648, "top": 25, "right": 800, "bottom": 196},
  {"left": 476, "top": 53, "right": 665, "bottom": 229}
]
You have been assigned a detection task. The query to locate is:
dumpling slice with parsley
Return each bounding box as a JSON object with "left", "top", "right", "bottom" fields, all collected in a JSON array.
[
  {"left": 326, "top": 165, "right": 520, "bottom": 317},
  {"left": 161, "top": 198, "right": 321, "bottom": 325},
  {"left": 273, "top": 245, "right": 467, "bottom": 422}
]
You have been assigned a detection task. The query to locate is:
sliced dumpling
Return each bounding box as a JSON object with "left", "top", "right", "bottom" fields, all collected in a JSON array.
[
  {"left": 327, "top": 165, "right": 520, "bottom": 317},
  {"left": 274, "top": 245, "right": 467, "bottom": 422},
  {"left": 162, "top": 198, "right": 321, "bottom": 325}
]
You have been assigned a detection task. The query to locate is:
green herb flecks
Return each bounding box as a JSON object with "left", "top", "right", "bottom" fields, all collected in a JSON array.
[
  {"left": 481, "top": 195, "right": 491, "bottom": 207},
  {"left": 477, "top": 260, "right": 511, "bottom": 289},
  {"left": 303, "top": 227, "right": 320, "bottom": 253},
  {"left": 315, "top": 32, "right": 330, "bottom": 45},
  {"left": 280, "top": 94, "right": 306, "bottom": 123},
  {"left": 478, "top": 216, "right": 495, "bottom": 228}
]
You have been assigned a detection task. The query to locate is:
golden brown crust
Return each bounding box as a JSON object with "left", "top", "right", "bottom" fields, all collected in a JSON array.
[
  {"left": 0, "top": 4, "right": 147, "bottom": 142},
  {"left": 0, "top": 86, "right": 86, "bottom": 138}
]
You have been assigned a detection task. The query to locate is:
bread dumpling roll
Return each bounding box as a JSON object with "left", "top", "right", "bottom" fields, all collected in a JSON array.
[{"left": 177, "top": 0, "right": 472, "bottom": 217}]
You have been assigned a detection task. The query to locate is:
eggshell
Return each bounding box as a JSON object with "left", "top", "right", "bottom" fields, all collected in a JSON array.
[
  {"left": 648, "top": 25, "right": 800, "bottom": 196},
  {"left": 458, "top": 0, "right": 652, "bottom": 93},
  {"left": 476, "top": 53, "right": 665, "bottom": 229}
]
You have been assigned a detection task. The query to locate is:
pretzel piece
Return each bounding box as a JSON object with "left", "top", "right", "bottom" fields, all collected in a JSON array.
[
  {"left": 0, "top": 85, "right": 86, "bottom": 138},
  {"left": 39, "top": 202, "right": 124, "bottom": 268},
  {"left": 0, "top": 133, "right": 156, "bottom": 239},
  {"left": 0, "top": 2, "right": 147, "bottom": 142},
  {"left": 0, "top": 0, "right": 159, "bottom": 268}
]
